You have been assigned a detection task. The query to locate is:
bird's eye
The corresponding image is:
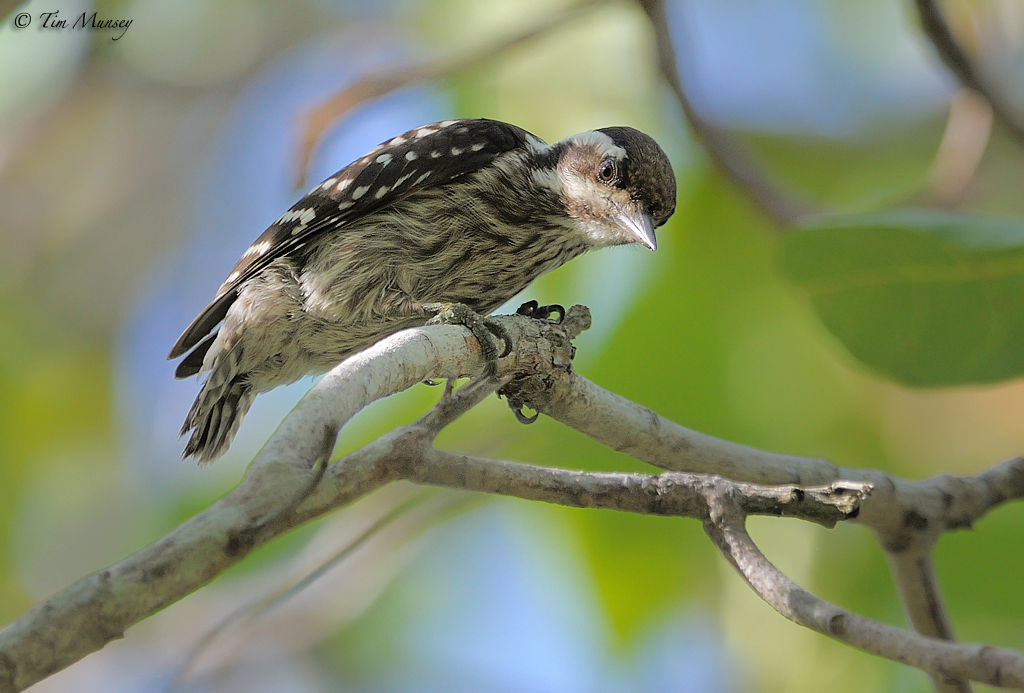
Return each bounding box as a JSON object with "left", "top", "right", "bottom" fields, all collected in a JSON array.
[{"left": 596, "top": 159, "right": 617, "bottom": 185}]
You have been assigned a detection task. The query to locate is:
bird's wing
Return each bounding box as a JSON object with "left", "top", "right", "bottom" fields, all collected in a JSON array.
[{"left": 169, "top": 119, "right": 539, "bottom": 370}]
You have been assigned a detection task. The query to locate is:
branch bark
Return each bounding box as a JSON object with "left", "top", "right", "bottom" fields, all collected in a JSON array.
[
  {"left": 521, "top": 321, "right": 1024, "bottom": 693},
  {"left": 518, "top": 359, "right": 1024, "bottom": 543},
  {"left": 1, "top": 307, "right": 1023, "bottom": 691},
  {"left": 888, "top": 550, "right": 971, "bottom": 693},
  {"left": 704, "top": 503, "right": 1022, "bottom": 689}
]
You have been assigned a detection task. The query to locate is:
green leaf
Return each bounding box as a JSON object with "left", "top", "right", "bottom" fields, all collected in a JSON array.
[{"left": 779, "top": 210, "right": 1024, "bottom": 386}]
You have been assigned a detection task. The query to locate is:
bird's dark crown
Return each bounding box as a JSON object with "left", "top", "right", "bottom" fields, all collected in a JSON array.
[{"left": 595, "top": 127, "right": 677, "bottom": 228}]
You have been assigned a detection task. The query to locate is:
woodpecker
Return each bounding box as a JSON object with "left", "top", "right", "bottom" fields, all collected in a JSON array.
[{"left": 170, "top": 118, "right": 676, "bottom": 462}]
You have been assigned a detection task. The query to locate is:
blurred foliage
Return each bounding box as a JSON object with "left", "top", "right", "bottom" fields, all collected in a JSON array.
[
  {"left": 2, "top": 0, "right": 1024, "bottom": 691},
  {"left": 781, "top": 210, "right": 1024, "bottom": 386}
]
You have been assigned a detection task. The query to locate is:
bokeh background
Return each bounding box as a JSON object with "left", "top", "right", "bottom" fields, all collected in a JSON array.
[{"left": 2, "top": 0, "right": 1024, "bottom": 690}]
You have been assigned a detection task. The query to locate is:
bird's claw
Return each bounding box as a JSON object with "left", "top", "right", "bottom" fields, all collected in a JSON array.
[
  {"left": 431, "top": 376, "right": 457, "bottom": 405},
  {"left": 516, "top": 300, "right": 565, "bottom": 324},
  {"left": 508, "top": 401, "right": 539, "bottom": 424},
  {"left": 486, "top": 320, "right": 513, "bottom": 359},
  {"left": 423, "top": 303, "right": 510, "bottom": 375}
]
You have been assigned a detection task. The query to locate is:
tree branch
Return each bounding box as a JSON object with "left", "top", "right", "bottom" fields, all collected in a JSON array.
[
  {"left": 636, "top": 0, "right": 811, "bottom": 226},
  {"left": 408, "top": 450, "right": 871, "bottom": 528},
  {"left": 516, "top": 365, "right": 1024, "bottom": 547},
  {"left": 924, "top": 89, "right": 992, "bottom": 208},
  {"left": 887, "top": 550, "right": 971, "bottom": 693},
  {"left": 913, "top": 0, "right": 1024, "bottom": 146},
  {"left": 520, "top": 335, "right": 1024, "bottom": 693},
  {"left": 704, "top": 503, "right": 1023, "bottom": 689},
  {"left": 1, "top": 307, "right": 1023, "bottom": 690},
  {"left": 296, "top": 0, "right": 607, "bottom": 185},
  {"left": 0, "top": 0, "right": 24, "bottom": 24}
]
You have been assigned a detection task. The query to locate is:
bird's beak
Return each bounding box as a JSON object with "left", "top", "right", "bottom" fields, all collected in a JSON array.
[{"left": 617, "top": 206, "right": 657, "bottom": 251}]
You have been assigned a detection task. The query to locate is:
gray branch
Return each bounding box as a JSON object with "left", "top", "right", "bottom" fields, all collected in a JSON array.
[
  {"left": 0, "top": 306, "right": 1022, "bottom": 691},
  {"left": 704, "top": 500, "right": 1023, "bottom": 689},
  {"left": 519, "top": 326, "right": 1024, "bottom": 693},
  {"left": 887, "top": 550, "right": 971, "bottom": 693}
]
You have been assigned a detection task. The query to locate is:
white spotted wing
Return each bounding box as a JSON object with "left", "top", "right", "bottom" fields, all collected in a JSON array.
[{"left": 169, "top": 118, "right": 535, "bottom": 373}]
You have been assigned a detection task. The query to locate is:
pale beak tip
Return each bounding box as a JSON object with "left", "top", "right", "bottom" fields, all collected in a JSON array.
[
  {"left": 635, "top": 212, "right": 658, "bottom": 251},
  {"left": 614, "top": 206, "right": 658, "bottom": 251}
]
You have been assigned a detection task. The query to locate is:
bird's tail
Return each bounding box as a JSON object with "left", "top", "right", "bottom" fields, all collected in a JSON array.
[{"left": 180, "top": 367, "right": 255, "bottom": 464}]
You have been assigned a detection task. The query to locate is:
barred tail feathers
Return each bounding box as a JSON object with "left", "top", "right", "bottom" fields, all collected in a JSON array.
[
  {"left": 180, "top": 344, "right": 255, "bottom": 464},
  {"left": 181, "top": 378, "right": 255, "bottom": 463}
]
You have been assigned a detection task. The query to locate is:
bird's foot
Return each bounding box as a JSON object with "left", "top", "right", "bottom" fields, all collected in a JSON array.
[
  {"left": 498, "top": 300, "right": 571, "bottom": 425},
  {"left": 516, "top": 300, "right": 565, "bottom": 324},
  {"left": 421, "top": 303, "right": 511, "bottom": 376}
]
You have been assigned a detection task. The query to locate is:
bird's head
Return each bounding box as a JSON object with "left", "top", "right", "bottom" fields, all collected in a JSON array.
[{"left": 552, "top": 127, "right": 676, "bottom": 251}]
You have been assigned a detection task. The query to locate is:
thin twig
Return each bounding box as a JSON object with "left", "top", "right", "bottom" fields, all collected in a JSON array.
[
  {"left": 296, "top": 0, "right": 607, "bottom": 186},
  {"left": 416, "top": 373, "right": 511, "bottom": 433},
  {"left": 925, "top": 89, "right": 993, "bottom": 207},
  {"left": 636, "top": 0, "right": 811, "bottom": 226},
  {"left": 914, "top": 0, "right": 1024, "bottom": 146},
  {"left": 1, "top": 312, "right": 1023, "bottom": 690},
  {"left": 704, "top": 504, "right": 1024, "bottom": 689},
  {"left": 887, "top": 550, "right": 972, "bottom": 693},
  {"left": 166, "top": 490, "right": 442, "bottom": 691}
]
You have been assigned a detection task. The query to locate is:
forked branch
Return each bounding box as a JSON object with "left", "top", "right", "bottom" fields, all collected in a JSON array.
[{"left": 0, "top": 307, "right": 1022, "bottom": 691}]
